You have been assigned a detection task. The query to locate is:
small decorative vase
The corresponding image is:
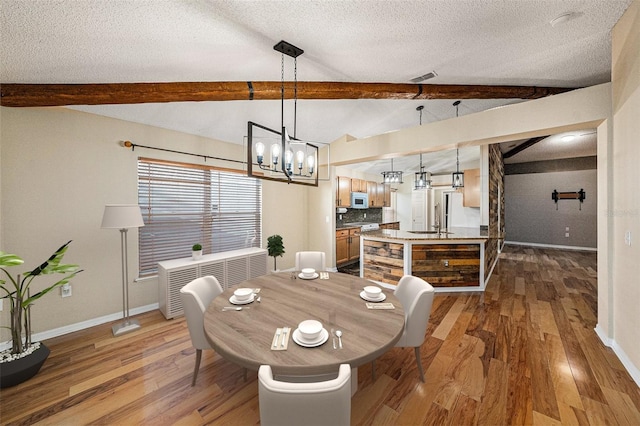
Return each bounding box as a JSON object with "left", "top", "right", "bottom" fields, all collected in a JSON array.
[
  {"left": 192, "top": 250, "right": 202, "bottom": 260},
  {"left": 0, "top": 343, "right": 50, "bottom": 388}
]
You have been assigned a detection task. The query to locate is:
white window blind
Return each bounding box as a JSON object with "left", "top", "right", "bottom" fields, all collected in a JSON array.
[{"left": 138, "top": 158, "right": 262, "bottom": 276}]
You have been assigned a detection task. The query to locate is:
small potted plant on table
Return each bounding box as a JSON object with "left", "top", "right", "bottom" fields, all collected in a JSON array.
[
  {"left": 192, "top": 243, "right": 203, "bottom": 260},
  {"left": 266, "top": 235, "right": 285, "bottom": 272}
]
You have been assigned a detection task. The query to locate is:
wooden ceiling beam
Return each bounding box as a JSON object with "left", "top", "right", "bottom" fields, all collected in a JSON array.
[
  {"left": 0, "top": 81, "right": 574, "bottom": 107},
  {"left": 502, "top": 136, "right": 549, "bottom": 159}
]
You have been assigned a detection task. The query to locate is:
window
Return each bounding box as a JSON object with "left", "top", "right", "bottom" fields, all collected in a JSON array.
[{"left": 137, "top": 158, "right": 262, "bottom": 276}]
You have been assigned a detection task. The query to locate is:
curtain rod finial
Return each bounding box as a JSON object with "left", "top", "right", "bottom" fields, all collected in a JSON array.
[{"left": 123, "top": 140, "right": 133, "bottom": 148}]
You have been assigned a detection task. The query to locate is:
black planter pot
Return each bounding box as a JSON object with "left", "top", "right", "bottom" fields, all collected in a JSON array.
[{"left": 0, "top": 343, "right": 50, "bottom": 388}]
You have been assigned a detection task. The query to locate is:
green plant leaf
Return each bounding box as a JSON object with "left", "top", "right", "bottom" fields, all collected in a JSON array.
[{"left": 0, "top": 253, "right": 25, "bottom": 268}]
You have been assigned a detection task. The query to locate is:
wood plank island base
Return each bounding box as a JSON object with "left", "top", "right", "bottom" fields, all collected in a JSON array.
[{"left": 361, "top": 227, "right": 501, "bottom": 291}]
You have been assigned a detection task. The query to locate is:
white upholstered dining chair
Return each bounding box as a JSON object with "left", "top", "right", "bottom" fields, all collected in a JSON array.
[
  {"left": 393, "top": 275, "right": 435, "bottom": 382},
  {"left": 295, "top": 251, "right": 326, "bottom": 272},
  {"left": 180, "top": 275, "right": 224, "bottom": 386},
  {"left": 258, "top": 364, "right": 351, "bottom": 426}
]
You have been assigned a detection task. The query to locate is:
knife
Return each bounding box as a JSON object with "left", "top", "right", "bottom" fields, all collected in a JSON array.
[{"left": 281, "top": 327, "right": 289, "bottom": 348}]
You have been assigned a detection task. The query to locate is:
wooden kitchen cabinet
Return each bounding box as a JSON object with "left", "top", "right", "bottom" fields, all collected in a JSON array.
[
  {"left": 351, "top": 178, "right": 366, "bottom": 193},
  {"left": 368, "top": 182, "right": 390, "bottom": 207},
  {"left": 380, "top": 222, "right": 399, "bottom": 230},
  {"left": 365, "top": 181, "right": 375, "bottom": 207},
  {"left": 336, "top": 227, "right": 360, "bottom": 266},
  {"left": 463, "top": 168, "right": 480, "bottom": 207},
  {"left": 382, "top": 183, "right": 391, "bottom": 207},
  {"left": 335, "top": 229, "right": 350, "bottom": 264},
  {"left": 336, "top": 176, "right": 351, "bottom": 207},
  {"left": 348, "top": 228, "right": 360, "bottom": 260}
]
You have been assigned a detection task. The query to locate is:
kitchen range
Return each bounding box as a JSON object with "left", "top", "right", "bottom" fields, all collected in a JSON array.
[{"left": 343, "top": 222, "right": 380, "bottom": 232}]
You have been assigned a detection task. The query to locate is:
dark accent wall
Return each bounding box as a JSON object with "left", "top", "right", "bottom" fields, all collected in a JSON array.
[{"left": 504, "top": 169, "right": 597, "bottom": 248}]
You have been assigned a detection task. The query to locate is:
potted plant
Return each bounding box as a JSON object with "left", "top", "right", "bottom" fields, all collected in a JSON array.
[
  {"left": 192, "top": 243, "right": 203, "bottom": 260},
  {"left": 0, "top": 240, "right": 82, "bottom": 388},
  {"left": 266, "top": 235, "right": 285, "bottom": 271}
]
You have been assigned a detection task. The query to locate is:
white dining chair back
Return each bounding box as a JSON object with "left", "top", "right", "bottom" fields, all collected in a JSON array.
[
  {"left": 258, "top": 364, "right": 351, "bottom": 426},
  {"left": 295, "top": 251, "right": 326, "bottom": 272},
  {"left": 393, "top": 275, "right": 435, "bottom": 382},
  {"left": 180, "top": 275, "right": 224, "bottom": 386}
]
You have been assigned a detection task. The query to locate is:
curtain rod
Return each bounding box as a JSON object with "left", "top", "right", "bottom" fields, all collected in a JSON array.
[{"left": 123, "top": 140, "right": 246, "bottom": 165}]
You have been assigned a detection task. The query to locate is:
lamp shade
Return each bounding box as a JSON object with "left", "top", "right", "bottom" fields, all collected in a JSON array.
[{"left": 101, "top": 204, "right": 145, "bottom": 229}]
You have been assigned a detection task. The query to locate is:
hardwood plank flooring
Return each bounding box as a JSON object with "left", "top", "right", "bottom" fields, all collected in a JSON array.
[{"left": 2, "top": 245, "right": 639, "bottom": 425}]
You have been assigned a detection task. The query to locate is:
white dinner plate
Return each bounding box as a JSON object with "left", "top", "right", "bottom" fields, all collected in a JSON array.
[
  {"left": 229, "top": 294, "right": 255, "bottom": 305},
  {"left": 298, "top": 272, "right": 319, "bottom": 280},
  {"left": 360, "top": 291, "right": 386, "bottom": 302},
  {"left": 292, "top": 328, "right": 329, "bottom": 347}
]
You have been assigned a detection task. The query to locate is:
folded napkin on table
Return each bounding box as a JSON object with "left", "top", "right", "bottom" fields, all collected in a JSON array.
[
  {"left": 271, "top": 327, "right": 290, "bottom": 350},
  {"left": 366, "top": 302, "right": 395, "bottom": 310}
]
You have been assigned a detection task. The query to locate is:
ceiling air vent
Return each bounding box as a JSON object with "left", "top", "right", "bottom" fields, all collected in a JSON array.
[{"left": 410, "top": 71, "right": 437, "bottom": 83}]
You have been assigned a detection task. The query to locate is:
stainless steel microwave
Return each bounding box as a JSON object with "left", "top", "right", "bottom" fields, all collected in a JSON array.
[{"left": 350, "top": 192, "right": 369, "bottom": 209}]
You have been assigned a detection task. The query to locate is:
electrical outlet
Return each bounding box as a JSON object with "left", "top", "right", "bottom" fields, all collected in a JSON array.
[
  {"left": 364, "top": 213, "right": 367, "bottom": 219},
  {"left": 625, "top": 231, "right": 632, "bottom": 246},
  {"left": 565, "top": 232, "right": 570, "bottom": 238},
  {"left": 61, "top": 283, "right": 72, "bottom": 298},
  {"left": 565, "top": 227, "right": 570, "bottom": 231},
  {"left": 444, "top": 260, "right": 449, "bottom": 267}
]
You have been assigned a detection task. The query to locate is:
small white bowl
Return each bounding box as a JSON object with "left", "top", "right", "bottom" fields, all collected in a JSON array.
[
  {"left": 363, "top": 286, "right": 382, "bottom": 299},
  {"left": 301, "top": 268, "right": 316, "bottom": 278},
  {"left": 298, "top": 319, "right": 322, "bottom": 341},
  {"left": 233, "top": 288, "right": 253, "bottom": 301}
]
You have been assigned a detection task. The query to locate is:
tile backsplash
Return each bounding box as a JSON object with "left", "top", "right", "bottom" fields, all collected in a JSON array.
[{"left": 336, "top": 208, "right": 383, "bottom": 227}]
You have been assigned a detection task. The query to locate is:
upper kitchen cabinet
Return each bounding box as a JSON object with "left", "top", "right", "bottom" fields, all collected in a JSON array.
[
  {"left": 463, "top": 168, "right": 480, "bottom": 208},
  {"left": 336, "top": 176, "right": 351, "bottom": 207},
  {"left": 367, "top": 181, "right": 377, "bottom": 207},
  {"left": 351, "top": 178, "right": 366, "bottom": 193},
  {"left": 368, "top": 182, "right": 390, "bottom": 207}
]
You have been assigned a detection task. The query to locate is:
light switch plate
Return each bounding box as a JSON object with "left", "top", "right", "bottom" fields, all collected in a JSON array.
[{"left": 625, "top": 231, "right": 632, "bottom": 246}]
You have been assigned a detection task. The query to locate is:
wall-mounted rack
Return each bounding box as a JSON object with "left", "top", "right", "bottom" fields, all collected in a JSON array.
[{"left": 552, "top": 189, "right": 586, "bottom": 210}]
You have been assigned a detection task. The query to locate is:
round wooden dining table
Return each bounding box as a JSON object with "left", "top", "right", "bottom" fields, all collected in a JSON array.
[{"left": 203, "top": 272, "right": 405, "bottom": 376}]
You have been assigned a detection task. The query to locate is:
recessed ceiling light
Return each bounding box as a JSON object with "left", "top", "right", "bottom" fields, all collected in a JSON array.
[{"left": 550, "top": 12, "right": 576, "bottom": 27}]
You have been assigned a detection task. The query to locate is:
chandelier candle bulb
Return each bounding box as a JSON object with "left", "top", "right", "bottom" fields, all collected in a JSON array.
[
  {"left": 271, "top": 144, "right": 280, "bottom": 166},
  {"left": 255, "top": 142, "right": 265, "bottom": 164}
]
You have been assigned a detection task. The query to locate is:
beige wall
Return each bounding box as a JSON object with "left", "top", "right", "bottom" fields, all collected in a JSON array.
[
  {"left": 611, "top": 0, "right": 640, "bottom": 372},
  {"left": 0, "top": 107, "right": 308, "bottom": 340}
]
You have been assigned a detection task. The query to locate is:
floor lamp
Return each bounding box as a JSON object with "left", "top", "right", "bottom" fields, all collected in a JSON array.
[{"left": 101, "top": 204, "right": 145, "bottom": 336}]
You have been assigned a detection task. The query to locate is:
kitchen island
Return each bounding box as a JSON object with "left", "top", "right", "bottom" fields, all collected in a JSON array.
[{"left": 360, "top": 227, "right": 500, "bottom": 291}]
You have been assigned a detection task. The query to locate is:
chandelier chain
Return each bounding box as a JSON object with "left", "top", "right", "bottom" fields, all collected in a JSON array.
[{"left": 280, "top": 53, "right": 285, "bottom": 134}]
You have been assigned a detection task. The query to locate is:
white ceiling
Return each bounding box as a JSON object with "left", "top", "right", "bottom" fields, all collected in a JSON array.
[{"left": 0, "top": 0, "right": 627, "bottom": 174}]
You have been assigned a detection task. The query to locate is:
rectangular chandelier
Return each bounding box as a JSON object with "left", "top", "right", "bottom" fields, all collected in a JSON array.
[{"left": 247, "top": 121, "right": 319, "bottom": 187}]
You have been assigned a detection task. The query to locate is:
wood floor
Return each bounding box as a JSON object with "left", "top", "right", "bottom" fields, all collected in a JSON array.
[{"left": 2, "top": 245, "right": 640, "bottom": 425}]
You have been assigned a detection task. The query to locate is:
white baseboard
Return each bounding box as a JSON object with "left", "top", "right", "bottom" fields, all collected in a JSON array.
[
  {"left": 594, "top": 324, "right": 640, "bottom": 388},
  {"left": 504, "top": 241, "right": 597, "bottom": 252},
  {"left": 0, "top": 303, "right": 159, "bottom": 352},
  {"left": 594, "top": 324, "right": 613, "bottom": 347}
]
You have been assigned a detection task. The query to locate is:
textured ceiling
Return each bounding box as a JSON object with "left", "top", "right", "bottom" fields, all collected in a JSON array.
[{"left": 0, "top": 0, "right": 629, "bottom": 174}]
